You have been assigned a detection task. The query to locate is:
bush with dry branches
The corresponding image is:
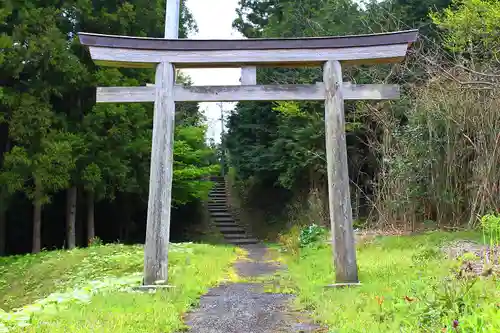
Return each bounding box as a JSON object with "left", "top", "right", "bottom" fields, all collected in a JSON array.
[{"left": 369, "top": 54, "right": 500, "bottom": 230}]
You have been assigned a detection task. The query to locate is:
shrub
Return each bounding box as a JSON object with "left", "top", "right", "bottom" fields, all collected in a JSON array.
[
  {"left": 278, "top": 225, "right": 302, "bottom": 256},
  {"left": 480, "top": 213, "right": 500, "bottom": 247},
  {"left": 299, "top": 224, "right": 327, "bottom": 248}
]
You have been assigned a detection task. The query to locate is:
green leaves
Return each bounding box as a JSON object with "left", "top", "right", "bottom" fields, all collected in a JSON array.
[
  {"left": 0, "top": 0, "right": 217, "bottom": 251},
  {"left": 272, "top": 101, "right": 305, "bottom": 118},
  {"left": 228, "top": 0, "right": 380, "bottom": 191},
  {"left": 430, "top": 0, "right": 500, "bottom": 58},
  {"left": 172, "top": 126, "right": 220, "bottom": 205},
  {"left": 1, "top": 130, "right": 77, "bottom": 204},
  {"left": 299, "top": 224, "right": 327, "bottom": 248}
]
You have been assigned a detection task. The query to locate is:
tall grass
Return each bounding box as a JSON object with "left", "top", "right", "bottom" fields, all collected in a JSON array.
[{"left": 369, "top": 66, "right": 500, "bottom": 230}]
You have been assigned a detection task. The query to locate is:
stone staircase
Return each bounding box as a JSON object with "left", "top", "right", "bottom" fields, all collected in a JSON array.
[{"left": 208, "top": 178, "right": 259, "bottom": 246}]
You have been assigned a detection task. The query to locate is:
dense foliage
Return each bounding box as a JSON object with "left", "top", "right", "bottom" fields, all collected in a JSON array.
[
  {"left": 0, "top": 0, "right": 218, "bottom": 255},
  {"left": 226, "top": 0, "right": 500, "bottom": 233}
]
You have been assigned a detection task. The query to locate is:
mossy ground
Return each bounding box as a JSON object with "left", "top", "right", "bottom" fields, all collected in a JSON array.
[{"left": 0, "top": 243, "right": 237, "bottom": 332}]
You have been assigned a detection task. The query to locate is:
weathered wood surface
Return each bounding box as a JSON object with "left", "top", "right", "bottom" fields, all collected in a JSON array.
[
  {"left": 143, "top": 0, "right": 180, "bottom": 287},
  {"left": 323, "top": 60, "right": 359, "bottom": 283},
  {"left": 85, "top": 43, "right": 410, "bottom": 68},
  {"left": 78, "top": 30, "right": 418, "bottom": 51},
  {"left": 342, "top": 82, "right": 399, "bottom": 99},
  {"left": 97, "top": 86, "right": 156, "bottom": 102},
  {"left": 143, "top": 62, "right": 176, "bottom": 285},
  {"left": 175, "top": 85, "right": 325, "bottom": 102},
  {"left": 241, "top": 67, "right": 257, "bottom": 85},
  {"left": 165, "top": 0, "right": 180, "bottom": 38},
  {"left": 96, "top": 83, "right": 399, "bottom": 103}
]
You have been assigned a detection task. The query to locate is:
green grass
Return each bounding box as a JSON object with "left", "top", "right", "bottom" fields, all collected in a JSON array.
[
  {"left": 276, "top": 231, "right": 499, "bottom": 333},
  {"left": 0, "top": 242, "right": 237, "bottom": 332}
]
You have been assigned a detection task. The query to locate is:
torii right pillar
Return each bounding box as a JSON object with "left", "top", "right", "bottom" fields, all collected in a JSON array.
[{"left": 323, "top": 60, "right": 360, "bottom": 285}]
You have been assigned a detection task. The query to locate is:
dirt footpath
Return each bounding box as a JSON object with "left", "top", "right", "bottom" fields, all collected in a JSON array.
[{"left": 181, "top": 244, "right": 322, "bottom": 333}]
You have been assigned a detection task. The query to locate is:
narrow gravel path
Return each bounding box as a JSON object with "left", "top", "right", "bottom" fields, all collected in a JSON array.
[{"left": 181, "top": 244, "right": 321, "bottom": 333}]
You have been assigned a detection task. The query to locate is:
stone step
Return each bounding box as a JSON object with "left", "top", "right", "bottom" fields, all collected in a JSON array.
[
  {"left": 210, "top": 205, "right": 229, "bottom": 208},
  {"left": 211, "top": 212, "right": 232, "bottom": 217},
  {"left": 207, "top": 206, "right": 228, "bottom": 211},
  {"left": 208, "top": 209, "right": 229, "bottom": 214},
  {"left": 207, "top": 204, "right": 228, "bottom": 208},
  {"left": 227, "top": 238, "right": 259, "bottom": 245},
  {"left": 215, "top": 222, "right": 239, "bottom": 227},
  {"left": 212, "top": 218, "right": 235, "bottom": 223},
  {"left": 212, "top": 217, "right": 237, "bottom": 223},
  {"left": 213, "top": 215, "right": 235, "bottom": 220},
  {"left": 218, "top": 226, "right": 245, "bottom": 233},
  {"left": 212, "top": 215, "right": 235, "bottom": 220},
  {"left": 214, "top": 216, "right": 236, "bottom": 220},
  {"left": 223, "top": 233, "right": 249, "bottom": 239}
]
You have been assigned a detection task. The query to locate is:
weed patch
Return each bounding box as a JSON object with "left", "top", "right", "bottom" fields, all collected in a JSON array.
[
  {"left": 0, "top": 243, "right": 236, "bottom": 332},
  {"left": 278, "top": 230, "right": 499, "bottom": 332}
]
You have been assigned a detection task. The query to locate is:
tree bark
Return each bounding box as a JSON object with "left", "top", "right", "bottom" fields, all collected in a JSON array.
[
  {"left": 66, "top": 186, "right": 77, "bottom": 249},
  {"left": 32, "top": 181, "right": 42, "bottom": 253},
  {"left": 0, "top": 129, "right": 10, "bottom": 256},
  {"left": 87, "top": 191, "right": 95, "bottom": 244},
  {"left": 0, "top": 209, "right": 6, "bottom": 256}
]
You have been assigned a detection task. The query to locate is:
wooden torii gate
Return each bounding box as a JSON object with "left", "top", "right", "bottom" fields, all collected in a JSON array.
[{"left": 78, "top": 2, "right": 417, "bottom": 287}]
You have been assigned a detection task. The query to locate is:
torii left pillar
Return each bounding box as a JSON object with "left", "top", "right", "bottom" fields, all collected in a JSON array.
[{"left": 143, "top": 0, "right": 180, "bottom": 286}]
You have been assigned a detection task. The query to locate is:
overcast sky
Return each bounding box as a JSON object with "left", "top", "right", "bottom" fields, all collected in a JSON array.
[{"left": 183, "top": 0, "right": 242, "bottom": 143}]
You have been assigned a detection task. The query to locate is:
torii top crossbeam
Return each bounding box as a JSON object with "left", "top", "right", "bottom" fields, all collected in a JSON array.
[{"left": 79, "top": 30, "right": 417, "bottom": 68}]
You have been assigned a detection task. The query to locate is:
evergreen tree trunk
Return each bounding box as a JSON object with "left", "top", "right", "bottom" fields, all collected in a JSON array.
[
  {"left": 0, "top": 129, "right": 10, "bottom": 256},
  {"left": 0, "top": 209, "right": 6, "bottom": 256},
  {"left": 87, "top": 191, "right": 95, "bottom": 244},
  {"left": 66, "top": 186, "right": 77, "bottom": 249},
  {"left": 32, "top": 181, "right": 42, "bottom": 253},
  {"left": 122, "top": 194, "right": 133, "bottom": 242}
]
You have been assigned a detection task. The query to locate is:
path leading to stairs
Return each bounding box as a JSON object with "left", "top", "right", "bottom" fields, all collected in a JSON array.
[
  {"left": 181, "top": 244, "right": 321, "bottom": 333},
  {"left": 205, "top": 178, "right": 258, "bottom": 246},
  {"left": 180, "top": 178, "right": 322, "bottom": 333}
]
